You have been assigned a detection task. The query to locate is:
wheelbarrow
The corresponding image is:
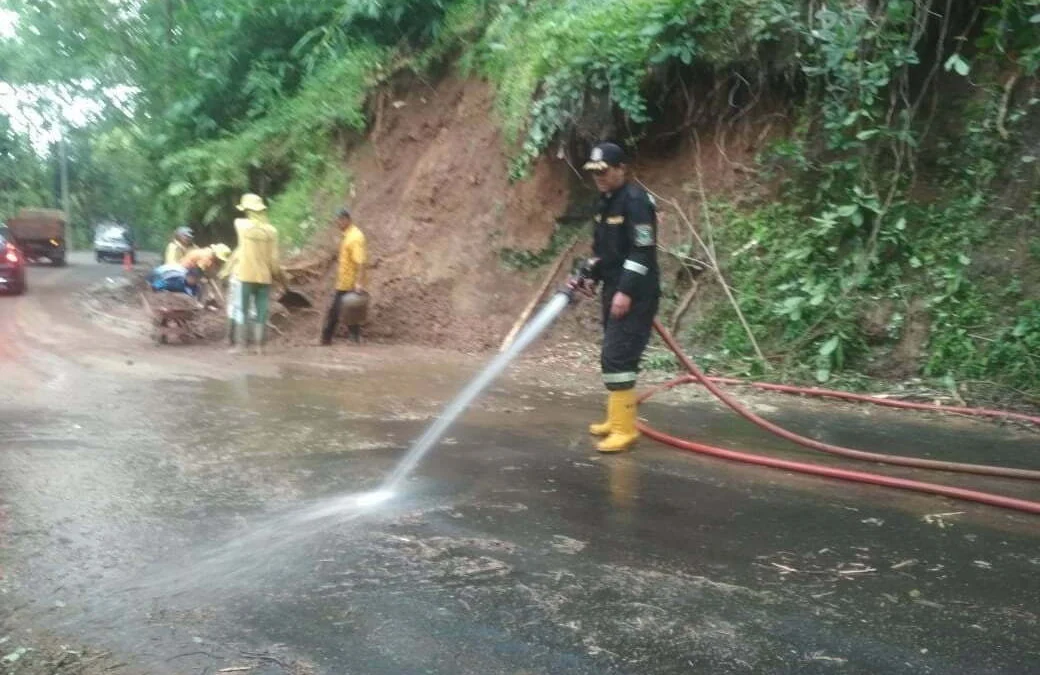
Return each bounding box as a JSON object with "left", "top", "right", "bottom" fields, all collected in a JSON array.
[{"left": 140, "top": 292, "right": 204, "bottom": 344}]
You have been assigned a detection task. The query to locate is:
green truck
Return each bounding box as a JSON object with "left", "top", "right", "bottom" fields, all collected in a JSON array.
[{"left": 5, "top": 208, "right": 67, "bottom": 265}]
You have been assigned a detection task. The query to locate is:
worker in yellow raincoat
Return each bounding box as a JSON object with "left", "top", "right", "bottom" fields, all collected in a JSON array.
[
  {"left": 321, "top": 207, "right": 368, "bottom": 345},
  {"left": 229, "top": 193, "right": 286, "bottom": 354},
  {"left": 164, "top": 226, "right": 196, "bottom": 265}
]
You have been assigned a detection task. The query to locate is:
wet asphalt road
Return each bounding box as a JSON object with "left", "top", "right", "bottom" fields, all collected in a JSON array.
[{"left": 1, "top": 256, "right": 1038, "bottom": 674}]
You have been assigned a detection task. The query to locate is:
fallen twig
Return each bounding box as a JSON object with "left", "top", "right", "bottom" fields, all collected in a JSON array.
[
  {"left": 670, "top": 279, "right": 699, "bottom": 335},
  {"left": 996, "top": 70, "right": 1021, "bottom": 141},
  {"left": 499, "top": 237, "right": 581, "bottom": 353},
  {"left": 836, "top": 566, "right": 877, "bottom": 576},
  {"left": 166, "top": 651, "right": 220, "bottom": 662},
  {"left": 239, "top": 651, "right": 290, "bottom": 670},
  {"left": 923, "top": 511, "right": 964, "bottom": 529}
]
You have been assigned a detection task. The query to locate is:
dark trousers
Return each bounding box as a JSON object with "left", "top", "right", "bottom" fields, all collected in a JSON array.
[
  {"left": 600, "top": 285, "right": 659, "bottom": 391},
  {"left": 322, "top": 291, "right": 361, "bottom": 343}
]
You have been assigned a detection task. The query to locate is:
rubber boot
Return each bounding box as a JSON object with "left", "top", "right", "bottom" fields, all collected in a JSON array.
[
  {"left": 348, "top": 325, "right": 362, "bottom": 344},
  {"left": 596, "top": 389, "right": 639, "bottom": 453},
  {"left": 254, "top": 323, "right": 266, "bottom": 356},
  {"left": 589, "top": 394, "right": 613, "bottom": 436},
  {"left": 228, "top": 323, "right": 244, "bottom": 354}
]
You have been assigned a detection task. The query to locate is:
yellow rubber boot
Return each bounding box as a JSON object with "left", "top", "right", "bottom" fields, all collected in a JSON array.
[
  {"left": 588, "top": 394, "right": 613, "bottom": 436},
  {"left": 597, "top": 389, "right": 640, "bottom": 453}
]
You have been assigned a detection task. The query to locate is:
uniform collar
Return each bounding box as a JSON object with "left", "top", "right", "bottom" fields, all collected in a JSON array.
[{"left": 602, "top": 181, "right": 629, "bottom": 201}]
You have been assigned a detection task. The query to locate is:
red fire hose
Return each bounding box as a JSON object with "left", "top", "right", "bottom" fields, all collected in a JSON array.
[{"left": 639, "top": 320, "right": 1040, "bottom": 515}]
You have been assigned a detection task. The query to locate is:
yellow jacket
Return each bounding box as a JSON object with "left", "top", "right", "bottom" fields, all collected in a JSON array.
[
  {"left": 232, "top": 215, "right": 284, "bottom": 285},
  {"left": 165, "top": 240, "right": 196, "bottom": 265},
  {"left": 335, "top": 225, "right": 367, "bottom": 291}
]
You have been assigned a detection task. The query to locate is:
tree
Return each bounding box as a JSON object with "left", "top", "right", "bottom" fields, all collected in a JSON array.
[{"left": 0, "top": 113, "right": 50, "bottom": 217}]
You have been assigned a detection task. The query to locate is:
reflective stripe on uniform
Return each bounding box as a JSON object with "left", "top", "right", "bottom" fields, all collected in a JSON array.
[
  {"left": 623, "top": 260, "right": 649, "bottom": 275},
  {"left": 634, "top": 224, "right": 655, "bottom": 246},
  {"left": 602, "top": 371, "right": 637, "bottom": 384}
]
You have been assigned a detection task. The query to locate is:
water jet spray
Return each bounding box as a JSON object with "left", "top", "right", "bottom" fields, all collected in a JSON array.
[{"left": 380, "top": 259, "right": 597, "bottom": 493}]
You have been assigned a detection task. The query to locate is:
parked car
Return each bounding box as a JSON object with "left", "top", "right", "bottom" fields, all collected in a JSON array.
[
  {"left": 0, "top": 225, "right": 27, "bottom": 295},
  {"left": 93, "top": 223, "right": 136, "bottom": 264}
]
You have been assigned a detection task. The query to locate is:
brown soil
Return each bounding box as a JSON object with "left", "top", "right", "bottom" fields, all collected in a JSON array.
[
  {"left": 888, "top": 298, "right": 932, "bottom": 379},
  {"left": 282, "top": 77, "right": 573, "bottom": 352}
]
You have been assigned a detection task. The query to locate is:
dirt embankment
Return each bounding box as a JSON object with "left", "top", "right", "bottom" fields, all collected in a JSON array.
[{"left": 288, "top": 77, "right": 574, "bottom": 351}]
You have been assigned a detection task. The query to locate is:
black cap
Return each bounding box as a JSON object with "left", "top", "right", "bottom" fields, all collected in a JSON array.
[
  {"left": 583, "top": 142, "right": 626, "bottom": 171},
  {"left": 336, "top": 207, "right": 352, "bottom": 219}
]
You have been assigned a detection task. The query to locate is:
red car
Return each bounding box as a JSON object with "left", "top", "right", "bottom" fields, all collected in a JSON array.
[{"left": 0, "top": 225, "right": 27, "bottom": 295}]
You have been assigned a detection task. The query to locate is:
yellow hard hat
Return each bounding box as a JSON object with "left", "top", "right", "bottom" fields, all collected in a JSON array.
[
  {"left": 236, "top": 193, "right": 267, "bottom": 212},
  {"left": 211, "top": 243, "right": 232, "bottom": 261}
]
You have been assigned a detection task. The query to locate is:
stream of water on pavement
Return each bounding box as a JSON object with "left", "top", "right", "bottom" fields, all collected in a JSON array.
[{"left": 239, "top": 292, "right": 571, "bottom": 528}]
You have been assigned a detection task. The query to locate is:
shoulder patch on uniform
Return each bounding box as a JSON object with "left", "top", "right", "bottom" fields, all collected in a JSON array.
[
  {"left": 634, "top": 224, "right": 655, "bottom": 247},
  {"left": 606, "top": 215, "right": 625, "bottom": 225}
]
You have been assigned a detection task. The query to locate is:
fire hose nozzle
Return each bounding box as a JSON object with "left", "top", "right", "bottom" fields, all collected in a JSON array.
[{"left": 561, "top": 257, "right": 600, "bottom": 301}]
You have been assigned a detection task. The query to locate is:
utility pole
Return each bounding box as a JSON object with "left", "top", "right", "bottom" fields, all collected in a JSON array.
[{"left": 58, "top": 126, "right": 69, "bottom": 217}]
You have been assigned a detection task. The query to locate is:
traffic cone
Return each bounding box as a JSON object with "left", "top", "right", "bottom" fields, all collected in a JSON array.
[{"left": 123, "top": 251, "right": 132, "bottom": 271}]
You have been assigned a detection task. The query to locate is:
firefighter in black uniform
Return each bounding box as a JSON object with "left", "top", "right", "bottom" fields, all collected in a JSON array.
[{"left": 575, "top": 142, "right": 661, "bottom": 453}]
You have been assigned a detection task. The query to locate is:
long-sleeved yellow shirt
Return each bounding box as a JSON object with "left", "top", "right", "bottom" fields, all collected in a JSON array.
[
  {"left": 164, "top": 240, "right": 196, "bottom": 265},
  {"left": 335, "top": 225, "right": 367, "bottom": 291},
  {"left": 232, "top": 215, "right": 284, "bottom": 285}
]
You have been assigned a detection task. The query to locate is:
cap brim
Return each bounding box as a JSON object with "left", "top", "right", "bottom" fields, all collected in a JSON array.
[{"left": 583, "top": 161, "right": 609, "bottom": 171}]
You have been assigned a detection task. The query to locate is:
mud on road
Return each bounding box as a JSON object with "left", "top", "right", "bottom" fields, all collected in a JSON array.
[{"left": 1, "top": 255, "right": 1038, "bottom": 675}]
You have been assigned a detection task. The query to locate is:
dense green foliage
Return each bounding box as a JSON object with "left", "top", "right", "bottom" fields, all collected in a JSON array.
[
  {"left": 0, "top": 114, "right": 50, "bottom": 217},
  {"left": 1, "top": 0, "right": 1037, "bottom": 394},
  {"left": 474, "top": 0, "right": 794, "bottom": 175},
  {"left": 688, "top": 1, "right": 1040, "bottom": 395},
  {"left": 0, "top": 0, "right": 466, "bottom": 242}
]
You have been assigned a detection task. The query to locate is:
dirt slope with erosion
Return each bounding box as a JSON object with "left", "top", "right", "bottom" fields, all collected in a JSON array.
[{"left": 312, "top": 77, "right": 574, "bottom": 350}]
